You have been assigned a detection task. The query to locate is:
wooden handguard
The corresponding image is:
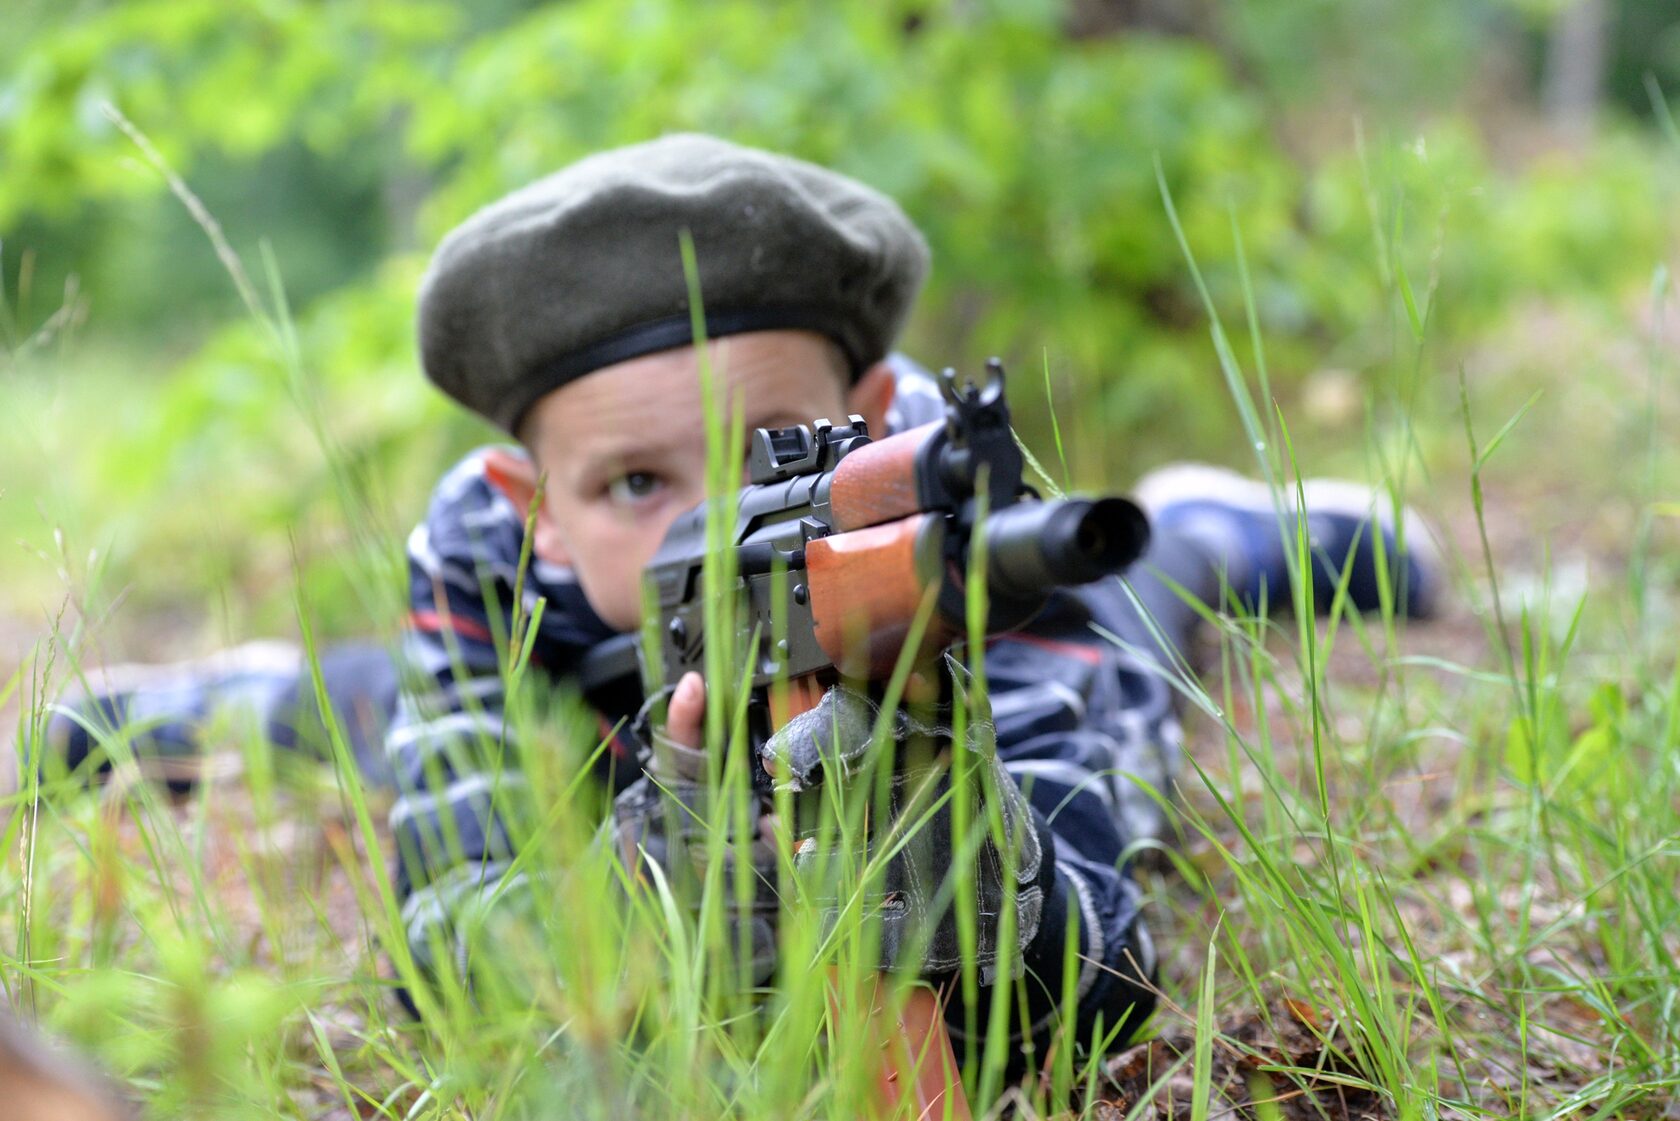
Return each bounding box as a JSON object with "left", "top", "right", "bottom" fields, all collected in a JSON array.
[
  {"left": 805, "top": 514, "right": 959, "bottom": 679},
  {"left": 827, "top": 422, "right": 942, "bottom": 532}
]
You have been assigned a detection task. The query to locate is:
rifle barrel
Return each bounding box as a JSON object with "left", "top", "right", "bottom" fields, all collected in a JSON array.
[{"left": 982, "top": 497, "right": 1149, "bottom": 599}]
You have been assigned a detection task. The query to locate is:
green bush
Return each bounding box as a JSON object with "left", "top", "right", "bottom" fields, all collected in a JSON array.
[{"left": 4, "top": 0, "right": 1677, "bottom": 633}]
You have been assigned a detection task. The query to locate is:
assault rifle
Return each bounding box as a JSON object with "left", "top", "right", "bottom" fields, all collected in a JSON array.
[{"left": 583, "top": 359, "right": 1148, "bottom": 1118}]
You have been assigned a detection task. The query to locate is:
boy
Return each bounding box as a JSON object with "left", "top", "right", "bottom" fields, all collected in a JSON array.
[
  {"left": 393, "top": 133, "right": 1160, "bottom": 1045},
  {"left": 48, "top": 134, "right": 1438, "bottom": 1063},
  {"left": 394, "top": 132, "right": 1437, "bottom": 1050}
]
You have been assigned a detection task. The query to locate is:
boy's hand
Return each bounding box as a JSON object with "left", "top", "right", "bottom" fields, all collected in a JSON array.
[
  {"left": 610, "top": 670, "right": 780, "bottom": 983},
  {"left": 755, "top": 662, "right": 1046, "bottom": 979},
  {"left": 631, "top": 670, "right": 711, "bottom": 784},
  {"left": 663, "top": 671, "right": 707, "bottom": 757}
]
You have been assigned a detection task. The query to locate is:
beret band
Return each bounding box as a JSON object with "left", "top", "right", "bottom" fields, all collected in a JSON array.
[
  {"left": 418, "top": 133, "right": 930, "bottom": 433},
  {"left": 507, "top": 304, "right": 866, "bottom": 434}
]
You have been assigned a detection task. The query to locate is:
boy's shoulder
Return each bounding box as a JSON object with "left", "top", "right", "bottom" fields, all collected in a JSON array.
[
  {"left": 412, "top": 445, "right": 558, "bottom": 582},
  {"left": 879, "top": 353, "right": 944, "bottom": 433},
  {"left": 407, "top": 444, "right": 615, "bottom": 658}
]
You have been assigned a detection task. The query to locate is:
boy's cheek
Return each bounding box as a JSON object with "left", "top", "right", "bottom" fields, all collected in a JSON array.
[
  {"left": 562, "top": 516, "right": 671, "bottom": 630},
  {"left": 545, "top": 498, "right": 695, "bottom": 628}
]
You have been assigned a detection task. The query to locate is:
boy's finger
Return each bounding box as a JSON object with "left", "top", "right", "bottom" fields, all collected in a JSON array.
[{"left": 665, "top": 671, "right": 706, "bottom": 750}]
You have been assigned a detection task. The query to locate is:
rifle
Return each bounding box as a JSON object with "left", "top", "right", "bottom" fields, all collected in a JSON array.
[{"left": 584, "top": 359, "right": 1149, "bottom": 1116}]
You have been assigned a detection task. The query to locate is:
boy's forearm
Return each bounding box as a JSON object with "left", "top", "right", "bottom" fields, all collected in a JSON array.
[{"left": 940, "top": 813, "right": 1156, "bottom": 1061}]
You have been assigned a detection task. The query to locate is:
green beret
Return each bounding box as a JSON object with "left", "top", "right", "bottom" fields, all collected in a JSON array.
[{"left": 418, "top": 133, "right": 931, "bottom": 433}]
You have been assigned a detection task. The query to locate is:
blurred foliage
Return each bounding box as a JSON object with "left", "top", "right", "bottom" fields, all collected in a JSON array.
[{"left": 2, "top": 0, "right": 1677, "bottom": 640}]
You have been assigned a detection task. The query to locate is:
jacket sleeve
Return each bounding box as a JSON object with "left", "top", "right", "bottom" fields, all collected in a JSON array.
[
  {"left": 385, "top": 447, "right": 627, "bottom": 987},
  {"left": 951, "top": 584, "right": 1174, "bottom": 1055}
]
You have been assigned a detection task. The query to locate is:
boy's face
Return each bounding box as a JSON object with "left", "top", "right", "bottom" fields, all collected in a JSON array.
[{"left": 512, "top": 330, "right": 896, "bottom": 633}]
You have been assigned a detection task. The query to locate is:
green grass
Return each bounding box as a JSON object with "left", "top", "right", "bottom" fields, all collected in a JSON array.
[{"left": 3, "top": 125, "right": 1679, "bottom": 1120}]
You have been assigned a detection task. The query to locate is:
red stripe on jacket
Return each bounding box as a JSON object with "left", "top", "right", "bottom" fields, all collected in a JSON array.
[
  {"left": 990, "top": 631, "right": 1105, "bottom": 666},
  {"left": 408, "top": 608, "right": 495, "bottom": 644}
]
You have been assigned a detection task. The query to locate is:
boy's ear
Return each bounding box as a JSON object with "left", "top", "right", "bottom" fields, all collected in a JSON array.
[
  {"left": 846, "top": 360, "right": 896, "bottom": 438},
  {"left": 481, "top": 448, "right": 572, "bottom": 566}
]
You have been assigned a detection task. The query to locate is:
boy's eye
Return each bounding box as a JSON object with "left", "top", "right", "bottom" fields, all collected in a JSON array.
[{"left": 607, "top": 471, "right": 664, "bottom": 505}]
